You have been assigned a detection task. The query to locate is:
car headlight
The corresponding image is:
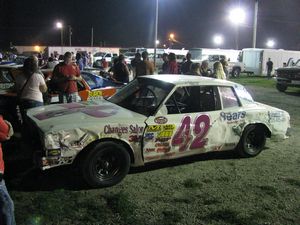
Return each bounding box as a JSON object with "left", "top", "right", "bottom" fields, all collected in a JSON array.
[{"left": 268, "top": 111, "right": 286, "bottom": 122}]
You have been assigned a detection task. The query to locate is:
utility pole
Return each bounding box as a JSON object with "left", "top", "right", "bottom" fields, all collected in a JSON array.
[
  {"left": 91, "top": 27, "right": 94, "bottom": 47},
  {"left": 252, "top": 0, "right": 259, "bottom": 48},
  {"left": 68, "top": 25, "right": 72, "bottom": 46},
  {"left": 154, "top": 0, "right": 158, "bottom": 67}
]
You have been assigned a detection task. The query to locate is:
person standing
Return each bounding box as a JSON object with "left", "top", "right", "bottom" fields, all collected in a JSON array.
[
  {"left": 52, "top": 52, "right": 82, "bottom": 103},
  {"left": 160, "top": 53, "right": 169, "bottom": 74},
  {"left": 15, "top": 56, "right": 47, "bottom": 121},
  {"left": 200, "top": 60, "right": 211, "bottom": 77},
  {"left": 135, "top": 51, "right": 155, "bottom": 77},
  {"left": 130, "top": 52, "right": 142, "bottom": 78},
  {"left": 213, "top": 61, "right": 226, "bottom": 80},
  {"left": 113, "top": 55, "right": 130, "bottom": 83},
  {"left": 168, "top": 53, "right": 178, "bottom": 74},
  {"left": 266, "top": 58, "right": 273, "bottom": 78},
  {"left": 220, "top": 55, "right": 229, "bottom": 77},
  {"left": 0, "top": 116, "right": 16, "bottom": 225},
  {"left": 181, "top": 52, "right": 193, "bottom": 74}
]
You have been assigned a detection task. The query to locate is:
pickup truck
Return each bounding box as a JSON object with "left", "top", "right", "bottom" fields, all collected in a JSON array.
[{"left": 275, "top": 59, "right": 300, "bottom": 92}]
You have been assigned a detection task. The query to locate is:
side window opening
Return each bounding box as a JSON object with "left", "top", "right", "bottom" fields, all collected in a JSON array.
[
  {"left": 219, "top": 86, "right": 240, "bottom": 109},
  {"left": 165, "top": 86, "right": 221, "bottom": 114}
]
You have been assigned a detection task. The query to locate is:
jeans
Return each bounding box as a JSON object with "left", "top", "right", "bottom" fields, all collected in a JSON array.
[
  {"left": 0, "top": 180, "right": 16, "bottom": 225},
  {"left": 59, "top": 92, "right": 80, "bottom": 103}
]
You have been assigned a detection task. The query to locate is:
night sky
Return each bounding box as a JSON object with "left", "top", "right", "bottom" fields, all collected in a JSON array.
[{"left": 0, "top": 0, "right": 300, "bottom": 50}]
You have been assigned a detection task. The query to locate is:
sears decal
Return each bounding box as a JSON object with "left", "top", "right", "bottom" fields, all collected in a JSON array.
[
  {"left": 154, "top": 116, "right": 168, "bottom": 124},
  {"left": 220, "top": 112, "right": 246, "bottom": 122}
]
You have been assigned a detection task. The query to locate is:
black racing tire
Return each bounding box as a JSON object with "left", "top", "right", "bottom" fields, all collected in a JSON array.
[
  {"left": 231, "top": 68, "right": 241, "bottom": 78},
  {"left": 276, "top": 83, "right": 287, "bottom": 92},
  {"left": 236, "top": 125, "right": 266, "bottom": 157},
  {"left": 81, "top": 141, "right": 130, "bottom": 188}
]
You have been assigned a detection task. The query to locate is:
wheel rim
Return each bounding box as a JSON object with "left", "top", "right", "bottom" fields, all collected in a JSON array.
[
  {"left": 92, "top": 149, "right": 122, "bottom": 181},
  {"left": 244, "top": 129, "right": 265, "bottom": 155}
]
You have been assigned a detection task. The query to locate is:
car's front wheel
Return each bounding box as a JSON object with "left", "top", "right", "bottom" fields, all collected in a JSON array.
[
  {"left": 231, "top": 68, "right": 241, "bottom": 78},
  {"left": 276, "top": 83, "right": 287, "bottom": 92},
  {"left": 82, "top": 141, "right": 130, "bottom": 188},
  {"left": 236, "top": 125, "right": 266, "bottom": 157}
]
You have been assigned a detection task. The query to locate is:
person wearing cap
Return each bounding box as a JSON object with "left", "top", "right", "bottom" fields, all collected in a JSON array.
[
  {"left": 52, "top": 52, "right": 82, "bottom": 103},
  {"left": 0, "top": 116, "right": 16, "bottom": 225}
]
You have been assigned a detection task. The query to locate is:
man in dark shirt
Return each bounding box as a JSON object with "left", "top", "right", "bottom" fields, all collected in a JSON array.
[
  {"left": 181, "top": 52, "right": 193, "bottom": 74},
  {"left": 266, "top": 58, "right": 273, "bottom": 79}
]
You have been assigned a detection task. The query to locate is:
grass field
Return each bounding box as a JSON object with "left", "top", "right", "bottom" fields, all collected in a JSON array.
[{"left": 6, "top": 76, "right": 300, "bottom": 225}]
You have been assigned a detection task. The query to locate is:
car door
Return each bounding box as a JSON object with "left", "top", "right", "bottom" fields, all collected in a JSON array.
[{"left": 143, "top": 85, "right": 228, "bottom": 163}]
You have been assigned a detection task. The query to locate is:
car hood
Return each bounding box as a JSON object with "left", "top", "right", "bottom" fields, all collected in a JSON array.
[{"left": 27, "top": 99, "right": 147, "bottom": 133}]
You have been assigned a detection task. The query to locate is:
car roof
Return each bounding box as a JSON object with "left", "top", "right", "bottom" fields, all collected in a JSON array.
[
  {"left": 140, "top": 75, "right": 237, "bottom": 87},
  {"left": 0, "top": 64, "right": 23, "bottom": 69}
]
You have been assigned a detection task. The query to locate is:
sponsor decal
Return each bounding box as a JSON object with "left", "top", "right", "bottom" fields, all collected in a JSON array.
[
  {"left": 155, "top": 142, "right": 170, "bottom": 147},
  {"left": 104, "top": 125, "right": 128, "bottom": 134},
  {"left": 146, "top": 125, "right": 162, "bottom": 132},
  {"left": 88, "top": 90, "right": 103, "bottom": 98},
  {"left": 220, "top": 112, "right": 246, "bottom": 122},
  {"left": 104, "top": 124, "right": 144, "bottom": 134},
  {"left": 144, "top": 133, "right": 155, "bottom": 140},
  {"left": 172, "top": 114, "right": 210, "bottom": 152},
  {"left": 154, "top": 116, "right": 168, "bottom": 124},
  {"left": 129, "top": 135, "right": 141, "bottom": 142},
  {"left": 157, "top": 130, "right": 173, "bottom": 138},
  {"left": 145, "top": 148, "right": 155, "bottom": 153},
  {"left": 156, "top": 147, "right": 171, "bottom": 153},
  {"left": 155, "top": 137, "right": 171, "bottom": 142}
]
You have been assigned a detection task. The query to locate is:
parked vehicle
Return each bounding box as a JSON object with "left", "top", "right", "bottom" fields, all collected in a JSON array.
[
  {"left": 25, "top": 75, "right": 290, "bottom": 188},
  {"left": 275, "top": 59, "right": 300, "bottom": 92},
  {"left": 93, "top": 52, "right": 118, "bottom": 63},
  {"left": 242, "top": 48, "right": 300, "bottom": 75}
]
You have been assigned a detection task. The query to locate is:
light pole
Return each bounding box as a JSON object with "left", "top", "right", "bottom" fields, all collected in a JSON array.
[
  {"left": 229, "top": 7, "right": 246, "bottom": 50},
  {"left": 154, "top": 0, "right": 158, "bottom": 68},
  {"left": 252, "top": 0, "right": 259, "bottom": 48},
  {"left": 56, "top": 22, "right": 63, "bottom": 46},
  {"left": 68, "top": 25, "right": 72, "bottom": 46}
]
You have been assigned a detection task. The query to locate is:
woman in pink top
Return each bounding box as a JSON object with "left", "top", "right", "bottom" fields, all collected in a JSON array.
[{"left": 168, "top": 53, "right": 178, "bottom": 74}]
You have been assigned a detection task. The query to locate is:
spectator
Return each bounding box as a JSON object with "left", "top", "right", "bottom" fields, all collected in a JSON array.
[
  {"left": 188, "top": 63, "right": 201, "bottom": 75},
  {"left": 130, "top": 52, "right": 142, "bottom": 78},
  {"left": 168, "top": 53, "right": 178, "bottom": 74},
  {"left": 200, "top": 60, "right": 211, "bottom": 77},
  {"left": 160, "top": 53, "right": 169, "bottom": 74},
  {"left": 52, "top": 52, "right": 82, "bottom": 103},
  {"left": 220, "top": 55, "right": 229, "bottom": 77},
  {"left": 46, "top": 57, "right": 59, "bottom": 69},
  {"left": 181, "top": 52, "right": 193, "bottom": 74},
  {"left": 266, "top": 58, "right": 273, "bottom": 79},
  {"left": 113, "top": 55, "right": 130, "bottom": 83},
  {"left": 0, "top": 116, "right": 16, "bottom": 225},
  {"left": 213, "top": 61, "right": 226, "bottom": 80},
  {"left": 135, "top": 51, "right": 155, "bottom": 77},
  {"left": 15, "top": 56, "right": 47, "bottom": 120},
  {"left": 101, "top": 58, "right": 109, "bottom": 70},
  {"left": 75, "top": 52, "right": 84, "bottom": 71}
]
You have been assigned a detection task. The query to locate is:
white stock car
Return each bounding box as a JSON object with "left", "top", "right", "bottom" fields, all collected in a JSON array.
[{"left": 27, "top": 75, "right": 291, "bottom": 188}]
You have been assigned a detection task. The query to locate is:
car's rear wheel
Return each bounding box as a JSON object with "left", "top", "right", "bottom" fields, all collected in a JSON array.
[
  {"left": 276, "top": 83, "right": 287, "bottom": 92},
  {"left": 81, "top": 141, "right": 130, "bottom": 188},
  {"left": 236, "top": 125, "right": 266, "bottom": 157}
]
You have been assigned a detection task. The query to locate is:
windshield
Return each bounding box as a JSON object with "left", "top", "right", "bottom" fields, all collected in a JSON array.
[
  {"left": 108, "top": 77, "right": 174, "bottom": 116},
  {"left": 94, "top": 52, "right": 105, "bottom": 57},
  {"left": 234, "top": 85, "right": 254, "bottom": 105}
]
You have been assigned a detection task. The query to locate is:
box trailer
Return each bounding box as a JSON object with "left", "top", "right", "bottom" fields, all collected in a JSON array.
[{"left": 242, "top": 48, "right": 300, "bottom": 75}]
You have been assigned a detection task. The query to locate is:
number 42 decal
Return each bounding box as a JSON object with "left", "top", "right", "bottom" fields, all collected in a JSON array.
[{"left": 171, "top": 115, "right": 210, "bottom": 152}]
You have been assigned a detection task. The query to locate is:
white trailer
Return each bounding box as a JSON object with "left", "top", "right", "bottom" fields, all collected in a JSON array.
[{"left": 242, "top": 48, "right": 300, "bottom": 75}]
